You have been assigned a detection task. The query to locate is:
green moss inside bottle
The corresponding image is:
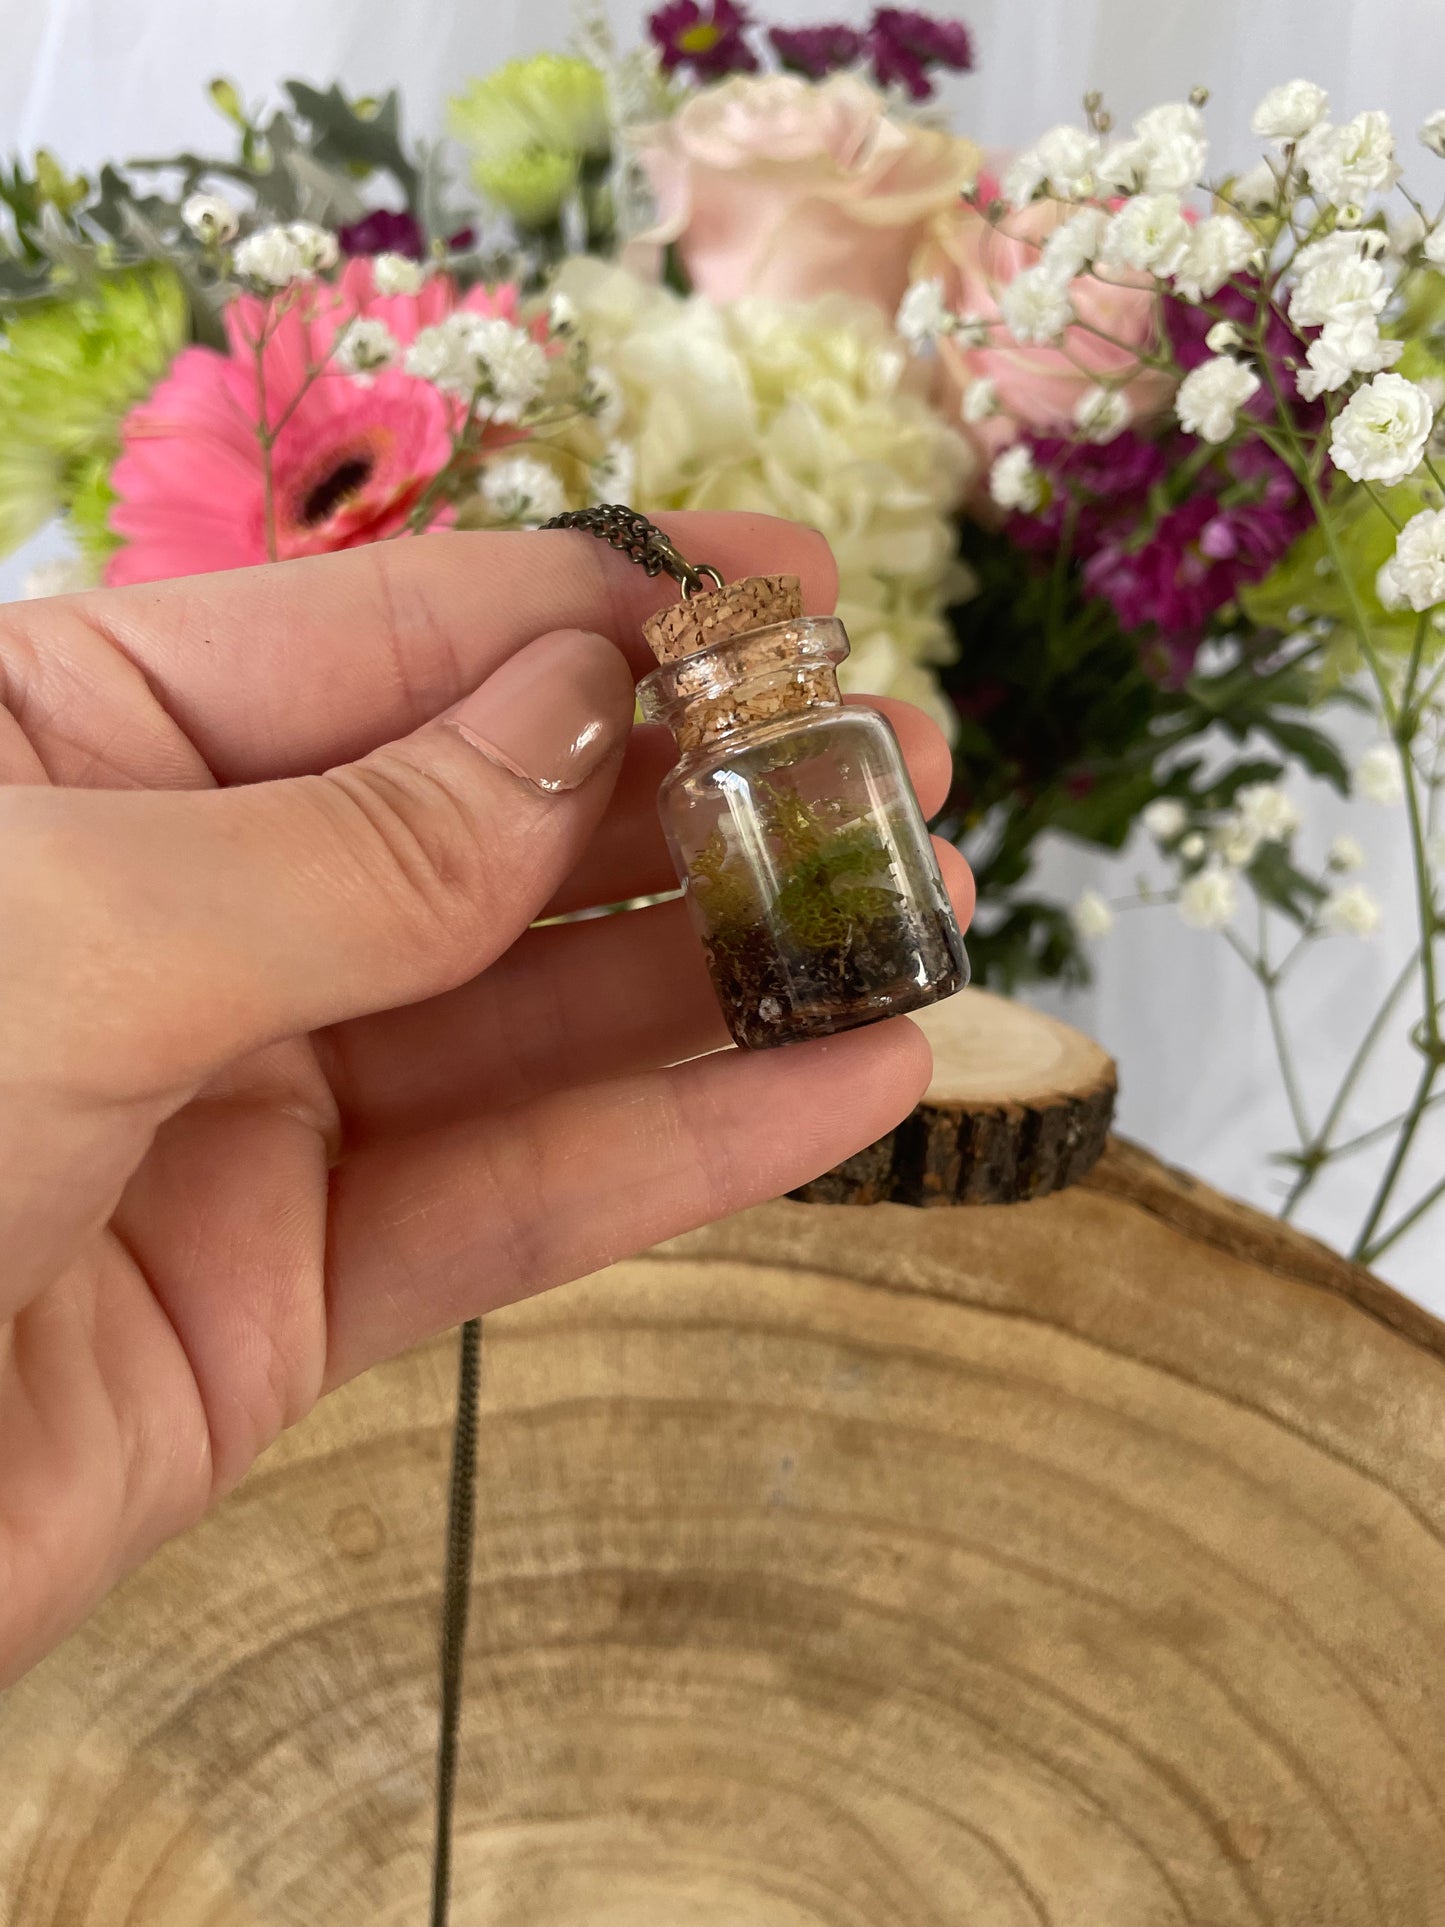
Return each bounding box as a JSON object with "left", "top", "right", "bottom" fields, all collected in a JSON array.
[{"left": 639, "top": 577, "right": 968, "bottom": 1051}]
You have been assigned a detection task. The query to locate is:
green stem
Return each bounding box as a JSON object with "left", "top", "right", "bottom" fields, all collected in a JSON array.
[
  {"left": 1328, "top": 1087, "right": 1445, "bottom": 1162},
  {"left": 1363, "top": 1162, "right": 1445, "bottom": 1263},
  {"left": 1225, "top": 920, "right": 1312, "bottom": 1145},
  {"left": 1355, "top": 1058, "right": 1440, "bottom": 1259}
]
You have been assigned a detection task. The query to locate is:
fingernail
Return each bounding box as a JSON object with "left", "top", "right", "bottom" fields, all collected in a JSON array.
[{"left": 445, "top": 629, "right": 633, "bottom": 793}]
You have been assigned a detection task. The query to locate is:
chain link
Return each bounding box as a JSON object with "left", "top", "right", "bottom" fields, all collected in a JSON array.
[{"left": 541, "top": 504, "right": 725, "bottom": 599}]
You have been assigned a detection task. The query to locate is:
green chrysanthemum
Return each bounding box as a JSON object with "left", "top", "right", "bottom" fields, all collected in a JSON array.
[
  {"left": 0, "top": 263, "right": 187, "bottom": 558},
  {"left": 449, "top": 55, "right": 610, "bottom": 230}
]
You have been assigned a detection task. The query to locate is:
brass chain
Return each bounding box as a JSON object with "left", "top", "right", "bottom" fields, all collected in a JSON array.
[
  {"left": 428, "top": 504, "right": 723, "bottom": 1927},
  {"left": 541, "top": 504, "right": 725, "bottom": 598}
]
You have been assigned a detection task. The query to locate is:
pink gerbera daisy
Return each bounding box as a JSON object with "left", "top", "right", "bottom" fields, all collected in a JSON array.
[{"left": 107, "top": 260, "right": 534, "bottom": 586}]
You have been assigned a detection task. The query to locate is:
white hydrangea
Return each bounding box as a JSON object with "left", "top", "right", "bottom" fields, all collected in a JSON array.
[
  {"left": 1328, "top": 372, "right": 1435, "bottom": 483},
  {"left": 989, "top": 443, "right": 1044, "bottom": 512},
  {"left": 1356, "top": 742, "right": 1405, "bottom": 805},
  {"left": 998, "top": 266, "right": 1075, "bottom": 345},
  {"left": 1378, "top": 506, "right": 1445, "bottom": 611},
  {"left": 1421, "top": 110, "right": 1445, "bottom": 159},
  {"left": 1175, "top": 355, "right": 1260, "bottom": 444},
  {"left": 334, "top": 316, "right": 399, "bottom": 378},
  {"left": 1142, "top": 797, "right": 1188, "bottom": 840},
  {"left": 1002, "top": 124, "right": 1102, "bottom": 206},
  {"left": 1100, "top": 103, "right": 1208, "bottom": 196},
  {"left": 1320, "top": 881, "right": 1382, "bottom": 936},
  {"left": 1251, "top": 79, "right": 1329, "bottom": 144},
  {"left": 373, "top": 252, "right": 427, "bottom": 296},
  {"left": 1172, "top": 215, "right": 1257, "bottom": 302},
  {"left": 1179, "top": 863, "right": 1239, "bottom": 930},
  {"left": 233, "top": 224, "right": 308, "bottom": 287},
  {"left": 1328, "top": 833, "right": 1366, "bottom": 871},
  {"left": 962, "top": 376, "right": 998, "bottom": 424},
  {"left": 1038, "top": 206, "right": 1108, "bottom": 282},
  {"left": 1236, "top": 782, "right": 1301, "bottom": 843},
  {"left": 481, "top": 454, "right": 567, "bottom": 525},
  {"left": 1299, "top": 111, "right": 1401, "bottom": 212},
  {"left": 1071, "top": 889, "right": 1115, "bottom": 939},
  {"left": 555, "top": 256, "right": 975, "bottom": 724},
  {"left": 1098, "top": 193, "right": 1191, "bottom": 276},
  {"left": 1074, "top": 384, "right": 1130, "bottom": 443},
  {"left": 896, "top": 277, "right": 954, "bottom": 350},
  {"left": 181, "top": 190, "right": 239, "bottom": 245}
]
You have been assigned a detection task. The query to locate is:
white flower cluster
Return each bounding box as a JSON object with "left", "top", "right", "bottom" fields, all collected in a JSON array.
[
  {"left": 373, "top": 252, "right": 427, "bottom": 296},
  {"left": 334, "top": 316, "right": 399, "bottom": 380},
  {"left": 1289, "top": 231, "right": 1401, "bottom": 398},
  {"left": 1175, "top": 355, "right": 1260, "bottom": 443},
  {"left": 1298, "top": 110, "right": 1400, "bottom": 223},
  {"left": 233, "top": 221, "right": 339, "bottom": 287},
  {"left": 1379, "top": 507, "right": 1445, "bottom": 612},
  {"left": 481, "top": 454, "right": 567, "bottom": 525},
  {"left": 988, "top": 443, "right": 1044, "bottom": 512},
  {"left": 895, "top": 277, "right": 988, "bottom": 353},
  {"left": 405, "top": 313, "right": 549, "bottom": 420},
  {"left": 1329, "top": 371, "right": 1435, "bottom": 485},
  {"left": 1099, "top": 102, "right": 1210, "bottom": 198},
  {"left": 181, "top": 191, "right": 239, "bottom": 246}
]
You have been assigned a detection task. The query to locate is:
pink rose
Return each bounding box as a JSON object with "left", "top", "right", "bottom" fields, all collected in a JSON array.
[
  {"left": 628, "top": 72, "right": 979, "bottom": 314},
  {"left": 919, "top": 190, "right": 1176, "bottom": 458}
]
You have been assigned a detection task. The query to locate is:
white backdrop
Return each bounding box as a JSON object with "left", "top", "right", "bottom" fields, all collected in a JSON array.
[{"left": 3, "top": 0, "right": 1442, "bottom": 1304}]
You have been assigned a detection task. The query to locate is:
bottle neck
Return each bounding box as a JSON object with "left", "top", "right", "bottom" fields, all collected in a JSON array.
[{"left": 638, "top": 616, "right": 848, "bottom": 757}]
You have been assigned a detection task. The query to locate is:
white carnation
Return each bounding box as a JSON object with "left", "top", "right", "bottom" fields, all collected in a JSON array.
[
  {"left": 1328, "top": 833, "right": 1366, "bottom": 871},
  {"left": 1098, "top": 193, "right": 1191, "bottom": 276},
  {"left": 962, "top": 376, "right": 998, "bottom": 424},
  {"left": 233, "top": 224, "right": 307, "bottom": 287},
  {"left": 1142, "top": 797, "right": 1188, "bottom": 840},
  {"left": 1328, "top": 372, "right": 1434, "bottom": 483},
  {"left": 1002, "top": 124, "right": 1102, "bottom": 206},
  {"left": 1251, "top": 79, "right": 1329, "bottom": 143},
  {"left": 1383, "top": 507, "right": 1445, "bottom": 611},
  {"left": 998, "top": 266, "right": 1075, "bottom": 345},
  {"left": 1179, "top": 863, "right": 1239, "bottom": 930},
  {"left": 481, "top": 454, "right": 567, "bottom": 525},
  {"left": 1074, "top": 384, "right": 1130, "bottom": 443},
  {"left": 1175, "top": 355, "right": 1260, "bottom": 444},
  {"left": 1299, "top": 111, "right": 1401, "bottom": 211},
  {"left": 1038, "top": 206, "right": 1108, "bottom": 282},
  {"left": 1071, "top": 889, "right": 1115, "bottom": 939},
  {"left": 897, "top": 277, "right": 953, "bottom": 350},
  {"left": 334, "top": 316, "right": 399, "bottom": 378},
  {"left": 181, "top": 190, "right": 239, "bottom": 245},
  {"left": 1320, "top": 881, "right": 1382, "bottom": 936},
  {"left": 1172, "top": 214, "right": 1256, "bottom": 302},
  {"left": 989, "top": 443, "right": 1044, "bottom": 512},
  {"left": 1100, "top": 102, "right": 1208, "bottom": 195},
  {"left": 1356, "top": 742, "right": 1405, "bottom": 805},
  {"left": 1236, "top": 782, "right": 1300, "bottom": 843},
  {"left": 373, "top": 252, "right": 427, "bottom": 295},
  {"left": 1421, "top": 110, "right": 1445, "bottom": 159}
]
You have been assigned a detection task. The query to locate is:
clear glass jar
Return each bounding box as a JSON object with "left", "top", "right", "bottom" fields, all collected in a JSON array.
[{"left": 638, "top": 615, "right": 968, "bottom": 1050}]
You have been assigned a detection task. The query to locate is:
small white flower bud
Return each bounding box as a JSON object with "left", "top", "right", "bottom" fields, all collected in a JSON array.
[{"left": 182, "top": 190, "right": 239, "bottom": 245}]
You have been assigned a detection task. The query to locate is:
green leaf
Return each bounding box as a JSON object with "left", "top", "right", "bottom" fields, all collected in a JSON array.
[
  {"left": 284, "top": 82, "right": 420, "bottom": 202},
  {"left": 1252, "top": 715, "right": 1350, "bottom": 793}
]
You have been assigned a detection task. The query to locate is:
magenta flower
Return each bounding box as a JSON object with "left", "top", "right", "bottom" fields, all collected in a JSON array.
[
  {"left": 338, "top": 209, "right": 426, "bottom": 259},
  {"left": 867, "top": 7, "right": 975, "bottom": 98},
  {"left": 769, "top": 23, "right": 867, "bottom": 78},
  {"left": 649, "top": 0, "right": 760, "bottom": 78}
]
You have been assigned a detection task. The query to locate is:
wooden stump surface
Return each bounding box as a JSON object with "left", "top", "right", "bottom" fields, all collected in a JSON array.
[{"left": 2, "top": 1140, "right": 1444, "bottom": 1926}]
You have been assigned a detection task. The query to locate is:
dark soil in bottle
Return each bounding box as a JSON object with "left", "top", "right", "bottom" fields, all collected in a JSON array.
[{"left": 704, "top": 906, "right": 969, "bottom": 1050}]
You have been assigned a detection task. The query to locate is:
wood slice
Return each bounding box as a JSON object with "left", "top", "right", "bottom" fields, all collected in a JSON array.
[
  {"left": 3, "top": 1142, "right": 1444, "bottom": 1926},
  {"left": 792, "top": 987, "right": 1117, "bottom": 1206}
]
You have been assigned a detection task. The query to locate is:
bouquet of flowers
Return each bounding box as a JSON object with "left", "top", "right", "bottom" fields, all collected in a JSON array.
[{"left": 0, "top": 8, "right": 1441, "bottom": 1265}]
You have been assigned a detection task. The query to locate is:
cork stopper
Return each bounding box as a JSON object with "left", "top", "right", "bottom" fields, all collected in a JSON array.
[{"left": 642, "top": 574, "right": 803, "bottom": 665}]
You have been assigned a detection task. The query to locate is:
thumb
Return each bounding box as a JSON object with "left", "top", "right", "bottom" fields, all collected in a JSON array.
[{"left": 6, "top": 627, "right": 636, "bottom": 1101}]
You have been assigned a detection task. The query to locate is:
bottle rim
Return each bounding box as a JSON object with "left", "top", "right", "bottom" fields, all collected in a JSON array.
[{"left": 637, "top": 615, "right": 849, "bottom": 726}]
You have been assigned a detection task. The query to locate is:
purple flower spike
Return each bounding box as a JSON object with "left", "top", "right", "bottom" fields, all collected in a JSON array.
[
  {"left": 868, "top": 7, "right": 975, "bottom": 99},
  {"left": 649, "top": 0, "right": 760, "bottom": 79},
  {"left": 769, "top": 23, "right": 868, "bottom": 79}
]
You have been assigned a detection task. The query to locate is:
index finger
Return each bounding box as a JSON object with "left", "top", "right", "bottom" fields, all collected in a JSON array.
[{"left": 46, "top": 513, "right": 838, "bottom": 783}]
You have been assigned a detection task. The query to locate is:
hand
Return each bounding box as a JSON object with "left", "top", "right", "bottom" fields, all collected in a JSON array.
[{"left": 0, "top": 513, "right": 973, "bottom": 1680}]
